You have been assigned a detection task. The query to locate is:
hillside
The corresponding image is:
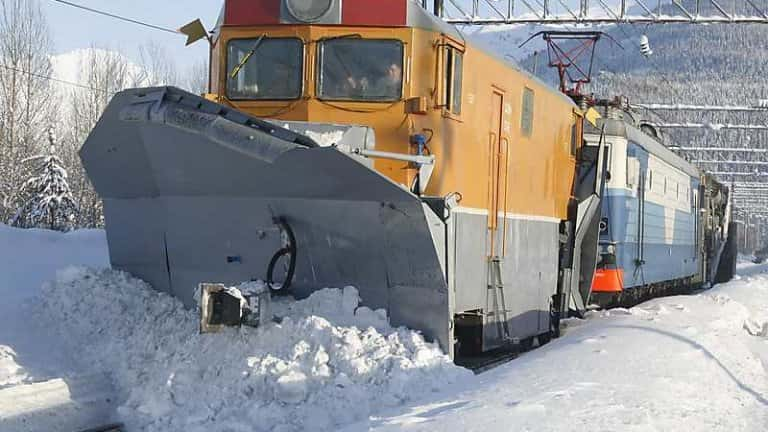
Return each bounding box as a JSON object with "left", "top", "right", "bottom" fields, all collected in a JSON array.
[{"left": 469, "top": 22, "right": 768, "bottom": 173}]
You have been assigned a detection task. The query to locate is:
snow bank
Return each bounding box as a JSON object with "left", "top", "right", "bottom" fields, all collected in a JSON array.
[
  {"left": 34, "top": 268, "right": 470, "bottom": 432},
  {"left": 0, "top": 224, "right": 108, "bottom": 389},
  {"left": 0, "top": 223, "right": 108, "bottom": 303}
]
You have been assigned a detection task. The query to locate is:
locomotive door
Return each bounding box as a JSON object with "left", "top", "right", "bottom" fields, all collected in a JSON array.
[
  {"left": 487, "top": 89, "right": 509, "bottom": 258},
  {"left": 636, "top": 168, "right": 646, "bottom": 264}
]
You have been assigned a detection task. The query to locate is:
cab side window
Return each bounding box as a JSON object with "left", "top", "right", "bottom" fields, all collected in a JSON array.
[
  {"left": 443, "top": 46, "right": 463, "bottom": 115},
  {"left": 570, "top": 121, "right": 580, "bottom": 156},
  {"left": 521, "top": 87, "right": 534, "bottom": 136}
]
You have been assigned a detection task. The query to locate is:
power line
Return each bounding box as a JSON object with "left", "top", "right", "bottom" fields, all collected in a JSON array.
[
  {"left": 48, "top": 0, "right": 180, "bottom": 35},
  {"left": 0, "top": 63, "right": 112, "bottom": 94}
]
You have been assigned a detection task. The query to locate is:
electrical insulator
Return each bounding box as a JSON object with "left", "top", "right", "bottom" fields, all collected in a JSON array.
[{"left": 639, "top": 35, "right": 653, "bottom": 57}]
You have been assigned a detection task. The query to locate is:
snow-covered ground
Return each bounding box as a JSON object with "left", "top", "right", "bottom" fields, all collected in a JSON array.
[
  {"left": 359, "top": 273, "right": 768, "bottom": 431},
  {"left": 1, "top": 224, "right": 767, "bottom": 431}
]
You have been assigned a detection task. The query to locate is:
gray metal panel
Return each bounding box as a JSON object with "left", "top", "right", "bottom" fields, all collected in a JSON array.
[
  {"left": 500, "top": 217, "right": 559, "bottom": 340},
  {"left": 102, "top": 198, "right": 170, "bottom": 294},
  {"left": 453, "top": 211, "right": 487, "bottom": 311},
  {"left": 422, "top": 203, "right": 447, "bottom": 277},
  {"left": 452, "top": 210, "right": 559, "bottom": 350}
]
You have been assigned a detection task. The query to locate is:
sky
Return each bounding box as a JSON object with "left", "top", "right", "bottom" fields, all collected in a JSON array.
[{"left": 40, "top": 0, "right": 223, "bottom": 69}]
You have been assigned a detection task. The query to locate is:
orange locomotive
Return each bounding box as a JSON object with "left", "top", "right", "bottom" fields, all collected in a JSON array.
[
  {"left": 205, "top": 0, "right": 601, "bottom": 356},
  {"left": 81, "top": 0, "right": 602, "bottom": 360}
]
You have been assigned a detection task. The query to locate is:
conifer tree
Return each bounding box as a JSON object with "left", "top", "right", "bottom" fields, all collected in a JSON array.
[{"left": 11, "top": 127, "right": 78, "bottom": 231}]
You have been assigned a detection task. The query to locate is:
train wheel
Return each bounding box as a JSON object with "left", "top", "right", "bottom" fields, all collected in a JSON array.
[
  {"left": 549, "top": 298, "right": 561, "bottom": 338},
  {"left": 519, "top": 337, "right": 534, "bottom": 351},
  {"left": 538, "top": 331, "right": 552, "bottom": 346}
]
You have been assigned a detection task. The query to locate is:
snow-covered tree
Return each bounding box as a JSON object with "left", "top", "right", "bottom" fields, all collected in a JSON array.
[{"left": 11, "top": 127, "right": 78, "bottom": 231}]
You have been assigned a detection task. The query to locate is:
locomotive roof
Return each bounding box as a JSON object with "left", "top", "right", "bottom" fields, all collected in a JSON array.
[{"left": 592, "top": 118, "right": 702, "bottom": 179}]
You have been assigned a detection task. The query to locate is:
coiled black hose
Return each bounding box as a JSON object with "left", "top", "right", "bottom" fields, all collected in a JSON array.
[{"left": 267, "top": 217, "right": 297, "bottom": 292}]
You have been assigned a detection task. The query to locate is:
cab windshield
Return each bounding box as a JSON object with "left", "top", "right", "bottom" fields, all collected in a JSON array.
[
  {"left": 318, "top": 39, "right": 404, "bottom": 102},
  {"left": 227, "top": 38, "right": 303, "bottom": 100}
]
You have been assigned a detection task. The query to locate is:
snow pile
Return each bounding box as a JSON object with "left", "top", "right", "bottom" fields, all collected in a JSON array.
[
  {"left": 304, "top": 130, "right": 344, "bottom": 147},
  {"left": 0, "top": 346, "right": 27, "bottom": 389},
  {"left": 34, "top": 267, "right": 470, "bottom": 432}
]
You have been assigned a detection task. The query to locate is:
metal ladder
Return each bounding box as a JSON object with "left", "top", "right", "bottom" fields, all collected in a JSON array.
[{"left": 487, "top": 257, "right": 512, "bottom": 343}]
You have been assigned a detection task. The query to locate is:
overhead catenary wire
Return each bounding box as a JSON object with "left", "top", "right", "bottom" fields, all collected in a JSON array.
[
  {"left": 48, "top": 0, "right": 181, "bottom": 35},
  {"left": 0, "top": 63, "right": 113, "bottom": 95}
]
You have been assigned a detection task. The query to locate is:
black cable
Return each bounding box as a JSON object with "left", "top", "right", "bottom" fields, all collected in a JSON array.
[
  {"left": 0, "top": 63, "right": 112, "bottom": 94},
  {"left": 48, "top": 0, "right": 180, "bottom": 35},
  {"left": 267, "top": 217, "right": 297, "bottom": 293}
]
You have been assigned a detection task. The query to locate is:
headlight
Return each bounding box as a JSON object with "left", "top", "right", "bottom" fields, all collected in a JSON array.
[
  {"left": 599, "top": 217, "right": 608, "bottom": 233},
  {"left": 285, "top": 0, "right": 333, "bottom": 22}
]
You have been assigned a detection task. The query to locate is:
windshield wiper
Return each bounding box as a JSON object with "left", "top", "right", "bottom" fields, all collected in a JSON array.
[
  {"left": 319, "top": 33, "right": 362, "bottom": 42},
  {"left": 230, "top": 33, "right": 266, "bottom": 80}
]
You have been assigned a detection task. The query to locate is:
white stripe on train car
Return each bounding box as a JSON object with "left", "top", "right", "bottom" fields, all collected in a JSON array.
[{"left": 452, "top": 207, "right": 562, "bottom": 224}]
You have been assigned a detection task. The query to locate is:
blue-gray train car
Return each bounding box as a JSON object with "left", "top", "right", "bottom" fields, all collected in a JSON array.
[{"left": 584, "top": 107, "right": 735, "bottom": 306}]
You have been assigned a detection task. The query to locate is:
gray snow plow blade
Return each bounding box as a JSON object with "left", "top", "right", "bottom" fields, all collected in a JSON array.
[{"left": 80, "top": 87, "right": 450, "bottom": 352}]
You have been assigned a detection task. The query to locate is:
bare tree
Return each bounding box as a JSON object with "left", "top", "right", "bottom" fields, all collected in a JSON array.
[
  {"left": 57, "top": 45, "right": 185, "bottom": 228},
  {"left": 0, "top": 0, "right": 57, "bottom": 222},
  {"left": 136, "top": 41, "right": 179, "bottom": 86},
  {"left": 184, "top": 58, "right": 209, "bottom": 94}
]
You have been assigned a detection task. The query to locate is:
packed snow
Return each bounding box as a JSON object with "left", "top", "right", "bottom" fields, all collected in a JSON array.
[
  {"left": 304, "top": 130, "right": 345, "bottom": 147},
  {"left": 2, "top": 224, "right": 768, "bottom": 431},
  {"left": 359, "top": 273, "right": 768, "bottom": 431},
  {"left": 32, "top": 268, "right": 469, "bottom": 431}
]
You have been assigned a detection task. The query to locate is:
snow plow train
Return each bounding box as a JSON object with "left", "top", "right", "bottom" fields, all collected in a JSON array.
[{"left": 79, "top": 0, "right": 735, "bottom": 363}]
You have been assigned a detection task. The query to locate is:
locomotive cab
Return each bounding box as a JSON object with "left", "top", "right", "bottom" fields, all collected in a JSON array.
[{"left": 207, "top": 0, "right": 454, "bottom": 191}]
